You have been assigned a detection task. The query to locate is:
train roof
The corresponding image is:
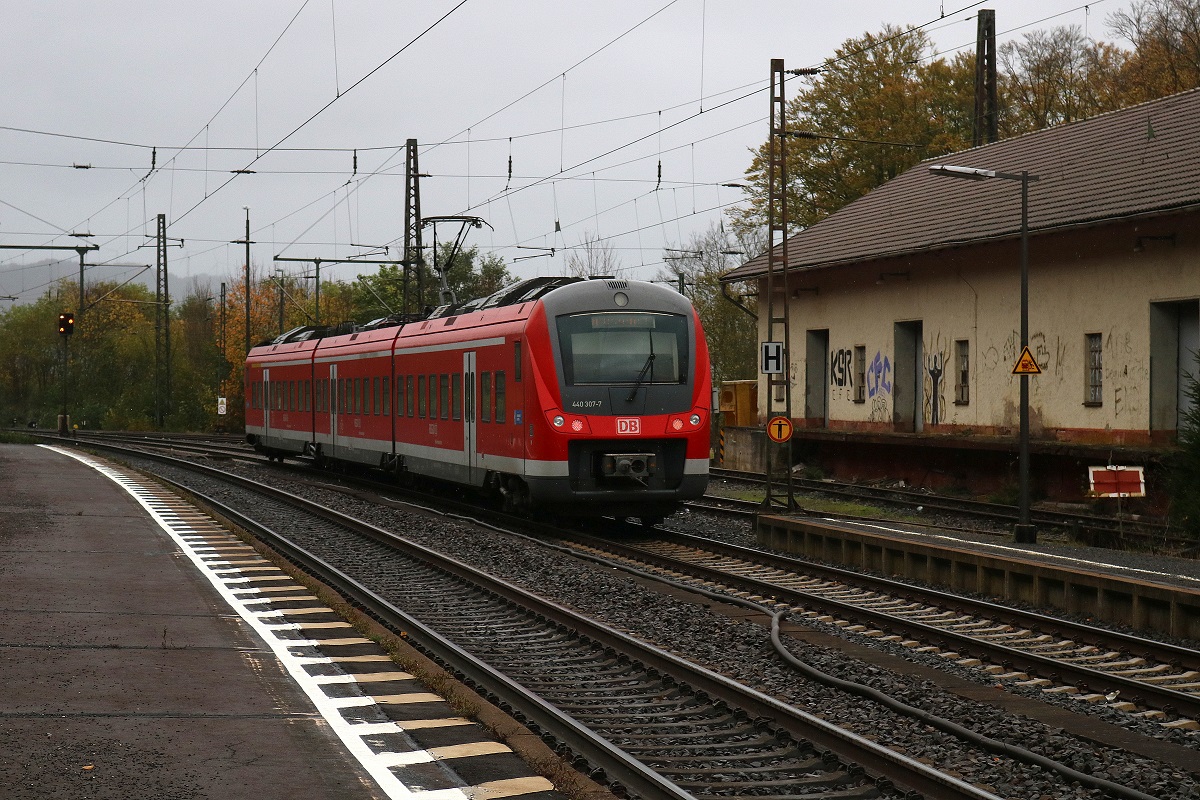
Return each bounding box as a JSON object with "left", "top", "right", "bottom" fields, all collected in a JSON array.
[{"left": 247, "top": 275, "right": 692, "bottom": 359}]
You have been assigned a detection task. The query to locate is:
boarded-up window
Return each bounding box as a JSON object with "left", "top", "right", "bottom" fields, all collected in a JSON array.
[
  {"left": 1086, "top": 333, "right": 1103, "bottom": 405},
  {"left": 955, "top": 340, "right": 970, "bottom": 404},
  {"left": 853, "top": 346, "right": 866, "bottom": 403}
]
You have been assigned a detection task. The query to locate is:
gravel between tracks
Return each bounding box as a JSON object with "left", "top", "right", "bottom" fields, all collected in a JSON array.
[{"left": 147, "top": 457, "right": 1198, "bottom": 800}]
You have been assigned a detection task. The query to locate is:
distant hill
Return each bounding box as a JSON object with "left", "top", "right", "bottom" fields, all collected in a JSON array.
[{"left": 0, "top": 257, "right": 223, "bottom": 308}]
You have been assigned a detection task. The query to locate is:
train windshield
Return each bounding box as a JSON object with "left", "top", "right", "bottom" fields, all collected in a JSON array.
[{"left": 557, "top": 312, "right": 689, "bottom": 385}]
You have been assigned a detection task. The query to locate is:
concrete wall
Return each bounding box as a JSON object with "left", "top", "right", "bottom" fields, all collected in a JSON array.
[{"left": 757, "top": 215, "right": 1199, "bottom": 447}]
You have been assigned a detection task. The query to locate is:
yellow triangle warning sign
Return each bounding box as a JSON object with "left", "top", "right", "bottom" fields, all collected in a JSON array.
[{"left": 1012, "top": 346, "right": 1042, "bottom": 375}]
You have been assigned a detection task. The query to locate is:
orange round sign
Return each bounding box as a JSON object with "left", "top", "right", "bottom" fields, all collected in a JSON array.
[{"left": 766, "top": 415, "right": 793, "bottom": 443}]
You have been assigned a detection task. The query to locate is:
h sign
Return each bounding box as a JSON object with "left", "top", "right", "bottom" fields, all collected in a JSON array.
[{"left": 761, "top": 342, "right": 784, "bottom": 374}]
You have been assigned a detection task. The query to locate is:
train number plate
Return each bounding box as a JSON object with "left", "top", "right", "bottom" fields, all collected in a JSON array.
[{"left": 616, "top": 418, "right": 641, "bottom": 435}]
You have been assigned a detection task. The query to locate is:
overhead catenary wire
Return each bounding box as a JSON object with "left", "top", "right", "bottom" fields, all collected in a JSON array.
[{"left": 2, "top": 0, "right": 1094, "bottom": 285}]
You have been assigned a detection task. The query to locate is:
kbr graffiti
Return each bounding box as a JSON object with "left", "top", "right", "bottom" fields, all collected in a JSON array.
[{"left": 830, "top": 348, "right": 853, "bottom": 387}]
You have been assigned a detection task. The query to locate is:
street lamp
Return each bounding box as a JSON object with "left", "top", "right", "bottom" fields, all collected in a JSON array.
[{"left": 930, "top": 163, "right": 1040, "bottom": 543}]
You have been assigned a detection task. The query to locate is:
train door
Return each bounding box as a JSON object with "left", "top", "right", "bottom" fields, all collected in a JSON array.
[
  {"left": 263, "top": 368, "right": 271, "bottom": 441},
  {"left": 329, "top": 363, "right": 339, "bottom": 456},
  {"left": 463, "top": 351, "right": 480, "bottom": 483}
]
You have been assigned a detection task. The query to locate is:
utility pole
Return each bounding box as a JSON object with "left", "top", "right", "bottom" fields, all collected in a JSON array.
[
  {"left": 404, "top": 139, "right": 423, "bottom": 315},
  {"left": 763, "top": 58, "right": 799, "bottom": 512},
  {"left": 974, "top": 9, "right": 998, "bottom": 147},
  {"left": 233, "top": 207, "right": 254, "bottom": 353},
  {"left": 276, "top": 268, "right": 285, "bottom": 335},
  {"left": 154, "top": 214, "right": 171, "bottom": 428}
]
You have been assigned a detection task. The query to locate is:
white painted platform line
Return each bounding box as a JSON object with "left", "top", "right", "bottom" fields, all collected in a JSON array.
[{"left": 42, "top": 446, "right": 474, "bottom": 800}]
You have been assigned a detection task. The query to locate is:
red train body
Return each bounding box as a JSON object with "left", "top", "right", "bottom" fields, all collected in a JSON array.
[{"left": 244, "top": 277, "right": 711, "bottom": 523}]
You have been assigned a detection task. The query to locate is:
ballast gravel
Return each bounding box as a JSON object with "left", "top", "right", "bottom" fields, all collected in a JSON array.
[{"left": 138, "top": 456, "right": 1198, "bottom": 800}]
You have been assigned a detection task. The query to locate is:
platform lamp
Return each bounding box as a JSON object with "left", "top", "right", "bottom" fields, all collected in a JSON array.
[{"left": 929, "top": 164, "right": 1040, "bottom": 544}]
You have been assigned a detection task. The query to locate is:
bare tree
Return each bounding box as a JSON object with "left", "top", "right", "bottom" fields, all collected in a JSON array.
[
  {"left": 1109, "top": 0, "right": 1200, "bottom": 99},
  {"left": 564, "top": 231, "right": 622, "bottom": 278}
]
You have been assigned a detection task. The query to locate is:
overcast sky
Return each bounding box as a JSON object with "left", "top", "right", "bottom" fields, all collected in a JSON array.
[{"left": 0, "top": 0, "right": 1137, "bottom": 304}]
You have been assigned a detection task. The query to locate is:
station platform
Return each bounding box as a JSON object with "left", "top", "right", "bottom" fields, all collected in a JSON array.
[
  {"left": 757, "top": 512, "right": 1200, "bottom": 640},
  {"left": 0, "top": 443, "right": 567, "bottom": 800}
]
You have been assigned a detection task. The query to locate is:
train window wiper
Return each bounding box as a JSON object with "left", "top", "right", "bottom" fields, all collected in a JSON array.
[{"left": 626, "top": 353, "right": 655, "bottom": 401}]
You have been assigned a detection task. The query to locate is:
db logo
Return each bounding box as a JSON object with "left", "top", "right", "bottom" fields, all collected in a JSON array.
[{"left": 616, "top": 418, "right": 641, "bottom": 435}]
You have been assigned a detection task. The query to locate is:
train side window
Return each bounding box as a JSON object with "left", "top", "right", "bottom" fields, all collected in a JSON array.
[
  {"left": 514, "top": 341, "right": 522, "bottom": 382},
  {"left": 382, "top": 377, "right": 390, "bottom": 415},
  {"left": 396, "top": 375, "right": 405, "bottom": 417},
  {"left": 495, "top": 371, "right": 506, "bottom": 424},
  {"left": 290, "top": 381, "right": 297, "bottom": 411},
  {"left": 439, "top": 374, "right": 449, "bottom": 419},
  {"left": 480, "top": 372, "right": 492, "bottom": 423},
  {"left": 428, "top": 374, "right": 438, "bottom": 419},
  {"left": 373, "top": 377, "right": 381, "bottom": 415},
  {"left": 418, "top": 375, "right": 427, "bottom": 417},
  {"left": 451, "top": 373, "right": 461, "bottom": 421},
  {"left": 406, "top": 375, "right": 415, "bottom": 417}
]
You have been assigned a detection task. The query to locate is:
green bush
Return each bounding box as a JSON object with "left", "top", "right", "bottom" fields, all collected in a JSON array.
[{"left": 1166, "top": 357, "right": 1200, "bottom": 541}]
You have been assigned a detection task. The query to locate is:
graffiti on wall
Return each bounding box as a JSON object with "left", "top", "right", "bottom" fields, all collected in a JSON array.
[
  {"left": 922, "top": 333, "right": 951, "bottom": 425},
  {"left": 830, "top": 348, "right": 852, "bottom": 387},
  {"left": 867, "top": 351, "right": 891, "bottom": 398}
]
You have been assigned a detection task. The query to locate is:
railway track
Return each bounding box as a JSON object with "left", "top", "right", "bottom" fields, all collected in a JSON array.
[
  {"left": 42, "top": 437, "right": 1197, "bottom": 799},
  {"left": 58, "top": 438, "right": 1005, "bottom": 800},
  {"left": 43, "top": 432, "right": 1193, "bottom": 557},
  {"left": 553, "top": 530, "right": 1200, "bottom": 729}
]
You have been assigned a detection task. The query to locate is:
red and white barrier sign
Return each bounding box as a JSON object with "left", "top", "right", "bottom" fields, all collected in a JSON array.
[{"left": 1087, "top": 465, "right": 1145, "bottom": 498}]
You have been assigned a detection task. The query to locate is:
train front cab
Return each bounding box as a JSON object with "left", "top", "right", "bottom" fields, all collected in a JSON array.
[{"left": 522, "top": 279, "right": 711, "bottom": 522}]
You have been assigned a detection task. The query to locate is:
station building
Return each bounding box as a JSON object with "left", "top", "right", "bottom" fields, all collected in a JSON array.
[{"left": 721, "top": 88, "right": 1200, "bottom": 509}]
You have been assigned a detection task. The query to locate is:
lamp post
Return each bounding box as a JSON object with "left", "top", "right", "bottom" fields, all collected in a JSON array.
[{"left": 930, "top": 164, "right": 1040, "bottom": 543}]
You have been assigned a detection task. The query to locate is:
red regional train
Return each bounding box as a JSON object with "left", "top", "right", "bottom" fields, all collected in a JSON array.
[{"left": 244, "top": 276, "right": 711, "bottom": 524}]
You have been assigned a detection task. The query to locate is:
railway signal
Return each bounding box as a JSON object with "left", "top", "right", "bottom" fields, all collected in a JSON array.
[{"left": 57, "top": 311, "right": 75, "bottom": 336}]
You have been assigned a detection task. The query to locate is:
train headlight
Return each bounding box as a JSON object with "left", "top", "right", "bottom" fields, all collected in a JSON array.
[
  {"left": 614, "top": 291, "right": 628, "bottom": 307},
  {"left": 671, "top": 418, "right": 684, "bottom": 431},
  {"left": 690, "top": 413, "right": 702, "bottom": 426},
  {"left": 547, "top": 410, "right": 591, "bottom": 433}
]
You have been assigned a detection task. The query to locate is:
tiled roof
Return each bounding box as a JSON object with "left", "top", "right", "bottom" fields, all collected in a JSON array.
[{"left": 723, "top": 88, "right": 1200, "bottom": 281}]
